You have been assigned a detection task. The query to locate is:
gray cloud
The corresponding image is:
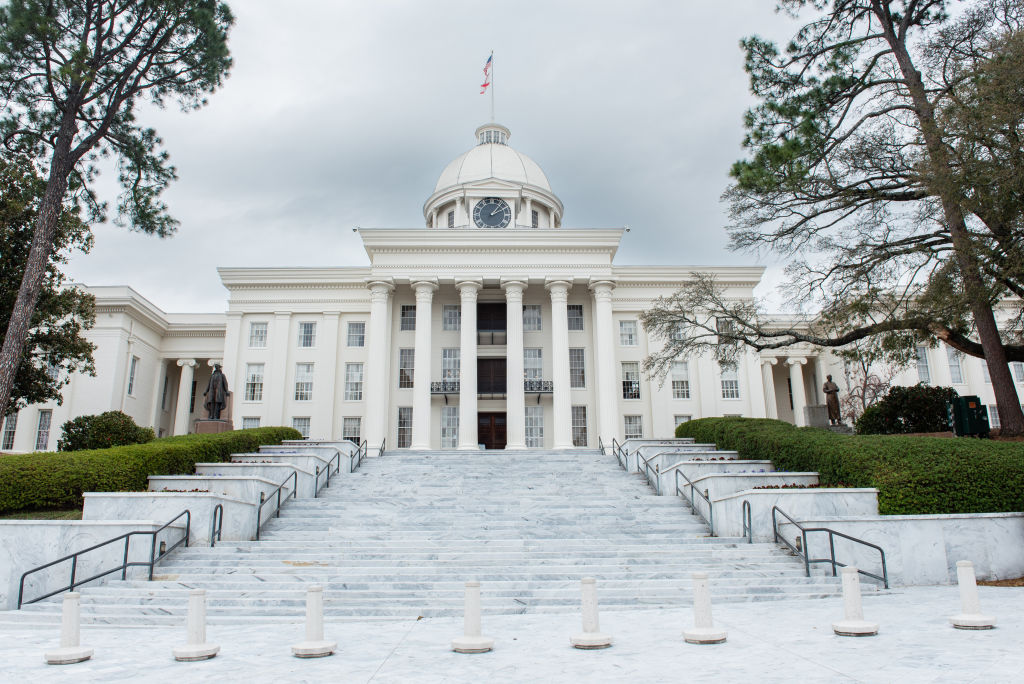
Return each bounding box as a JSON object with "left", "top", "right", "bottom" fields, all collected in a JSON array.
[{"left": 65, "top": 0, "right": 798, "bottom": 312}]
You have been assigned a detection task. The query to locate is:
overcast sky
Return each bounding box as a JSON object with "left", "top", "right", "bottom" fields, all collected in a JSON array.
[{"left": 65, "top": 1, "right": 800, "bottom": 313}]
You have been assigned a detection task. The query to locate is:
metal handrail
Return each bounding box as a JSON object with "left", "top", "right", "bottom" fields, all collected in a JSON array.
[
  {"left": 255, "top": 472, "right": 298, "bottom": 541},
  {"left": 18, "top": 509, "right": 191, "bottom": 608},
  {"left": 379, "top": 438, "right": 385, "bottom": 458},
  {"left": 210, "top": 504, "right": 224, "bottom": 547},
  {"left": 313, "top": 449, "right": 343, "bottom": 497},
  {"left": 771, "top": 506, "right": 889, "bottom": 589},
  {"left": 675, "top": 469, "right": 714, "bottom": 536},
  {"left": 597, "top": 436, "right": 605, "bottom": 456},
  {"left": 639, "top": 450, "right": 688, "bottom": 494},
  {"left": 741, "top": 500, "right": 752, "bottom": 544},
  {"left": 351, "top": 439, "right": 368, "bottom": 472},
  {"left": 611, "top": 438, "right": 628, "bottom": 471}
]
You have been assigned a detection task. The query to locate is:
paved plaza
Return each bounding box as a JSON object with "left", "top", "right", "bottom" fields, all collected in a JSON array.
[{"left": 2, "top": 585, "right": 1021, "bottom": 683}]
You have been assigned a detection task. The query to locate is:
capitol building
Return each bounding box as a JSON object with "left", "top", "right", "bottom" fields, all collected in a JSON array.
[{"left": 1, "top": 123, "right": 1012, "bottom": 452}]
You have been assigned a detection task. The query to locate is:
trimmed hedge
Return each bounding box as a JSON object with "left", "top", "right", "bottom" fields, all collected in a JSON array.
[
  {"left": 0, "top": 427, "right": 301, "bottom": 515},
  {"left": 675, "top": 417, "right": 1024, "bottom": 515},
  {"left": 58, "top": 410, "right": 156, "bottom": 451}
]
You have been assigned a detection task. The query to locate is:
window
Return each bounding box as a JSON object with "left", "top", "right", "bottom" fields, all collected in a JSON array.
[
  {"left": 397, "top": 407, "right": 412, "bottom": 448},
  {"left": 674, "top": 415, "right": 691, "bottom": 428},
  {"left": 721, "top": 363, "right": 740, "bottom": 399},
  {"left": 249, "top": 322, "right": 268, "bottom": 348},
  {"left": 671, "top": 361, "right": 690, "bottom": 399},
  {"left": 190, "top": 380, "right": 197, "bottom": 413},
  {"left": 442, "top": 348, "right": 460, "bottom": 380},
  {"left": 571, "top": 406, "right": 588, "bottom": 447},
  {"left": 569, "top": 348, "right": 586, "bottom": 388},
  {"left": 567, "top": 304, "right": 584, "bottom": 331},
  {"left": 447, "top": 211, "right": 454, "bottom": 228},
  {"left": 442, "top": 304, "right": 461, "bottom": 331},
  {"left": 982, "top": 362, "right": 991, "bottom": 383},
  {"left": 399, "top": 348, "right": 415, "bottom": 388},
  {"left": 624, "top": 415, "right": 643, "bottom": 440},
  {"left": 2, "top": 413, "right": 17, "bottom": 450},
  {"left": 161, "top": 375, "right": 169, "bottom": 410},
  {"left": 126, "top": 356, "right": 138, "bottom": 396},
  {"left": 622, "top": 362, "right": 641, "bottom": 399},
  {"left": 531, "top": 209, "right": 539, "bottom": 228},
  {"left": 241, "top": 417, "right": 260, "bottom": 430},
  {"left": 524, "top": 348, "right": 543, "bottom": 381},
  {"left": 245, "top": 364, "right": 264, "bottom": 401},
  {"left": 46, "top": 361, "right": 59, "bottom": 381},
  {"left": 947, "top": 346, "right": 964, "bottom": 384},
  {"left": 670, "top": 324, "right": 685, "bottom": 342},
  {"left": 345, "top": 363, "right": 364, "bottom": 400},
  {"left": 292, "top": 417, "right": 311, "bottom": 438},
  {"left": 343, "top": 417, "right": 361, "bottom": 444},
  {"left": 441, "top": 406, "right": 459, "bottom": 448},
  {"left": 1013, "top": 362, "right": 1024, "bottom": 382},
  {"left": 35, "top": 409, "right": 52, "bottom": 451},
  {"left": 916, "top": 346, "right": 931, "bottom": 384},
  {"left": 523, "top": 305, "right": 542, "bottom": 331},
  {"left": 298, "top": 322, "right": 316, "bottom": 348},
  {"left": 400, "top": 305, "right": 416, "bottom": 331},
  {"left": 347, "top": 322, "right": 365, "bottom": 347},
  {"left": 525, "top": 406, "right": 544, "bottom": 448},
  {"left": 294, "top": 363, "right": 314, "bottom": 401},
  {"left": 988, "top": 405, "right": 1000, "bottom": 429},
  {"left": 619, "top": 320, "right": 638, "bottom": 346}
]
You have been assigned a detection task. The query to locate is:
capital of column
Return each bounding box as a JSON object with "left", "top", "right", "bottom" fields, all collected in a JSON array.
[
  {"left": 176, "top": 359, "right": 199, "bottom": 369},
  {"left": 545, "top": 279, "right": 572, "bottom": 301},
  {"left": 786, "top": 357, "right": 807, "bottom": 367},
  {"left": 761, "top": 357, "right": 779, "bottom": 367},
  {"left": 501, "top": 278, "right": 527, "bottom": 301},
  {"left": 412, "top": 279, "right": 439, "bottom": 301},
  {"left": 366, "top": 279, "right": 395, "bottom": 302},
  {"left": 588, "top": 278, "right": 616, "bottom": 301},
  {"left": 456, "top": 279, "right": 483, "bottom": 299},
  {"left": 206, "top": 359, "right": 223, "bottom": 368}
]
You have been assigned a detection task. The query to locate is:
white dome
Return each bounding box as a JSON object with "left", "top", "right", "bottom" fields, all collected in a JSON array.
[{"left": 433, "top": 124, "right": 551, "bottom": 193}]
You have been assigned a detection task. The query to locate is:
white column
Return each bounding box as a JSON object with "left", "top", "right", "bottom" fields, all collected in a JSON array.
[
  {"left": 761, "top": 358, "right": 779, "bottom": 419},
  {"left": 503, "top": 279, "right": 527, "bottom": 449},
  {"left": 149, "top": 358, "right": 166, "bottom": 429},
  {"left": 364, "top": 280, "right": 394, "bottom": 448},
  {"left": 787, "top": 357, "right": 808, "bottom": 427},
  {"left": 590, "top": 281, "right": 618, "bottom": 445},
  {"left": 319, "top": 312, "right": 340, "bottom": 440},
  {"left": 222, "top": 312, "right": 243, "bottom": 425},
  {"left": 547, "top": 280, "right": 574, "bottom": 449},
  {"left": 173, "top": 359, "right": 198, "bottom": 435},
  {"left": 411, "top": 280, "right": 437, "bottom": 449},
  {"left": 457, "top": 280, "right": 482, "bottom": 449}
]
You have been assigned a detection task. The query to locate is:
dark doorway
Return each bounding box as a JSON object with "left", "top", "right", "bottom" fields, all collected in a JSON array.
[
  {"left": 477, "top": 358, "right": 507, "bottom": 396},
  {"left": 477, "top": 302, "right": 507, "bottom": 344},
  {"left": 478, "top": 413, "right": 507, "bottom": 450}
]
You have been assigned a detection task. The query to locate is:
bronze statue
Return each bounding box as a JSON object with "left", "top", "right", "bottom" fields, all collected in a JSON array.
[
  {"left": 204, "top": 364, "right": 229, "bottom": 420},
  {"left": 823, "top": 374, "right": 841, "bottom": 425}
]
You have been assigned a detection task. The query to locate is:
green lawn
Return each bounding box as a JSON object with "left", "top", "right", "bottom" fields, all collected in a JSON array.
[{"left": 0, "top": 508, "right": 82, "bottom": 520}]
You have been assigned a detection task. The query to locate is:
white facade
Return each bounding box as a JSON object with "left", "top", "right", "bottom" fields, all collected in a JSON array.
[{"left": 3, "top": 124, "right": 1020, "bottom": 451}]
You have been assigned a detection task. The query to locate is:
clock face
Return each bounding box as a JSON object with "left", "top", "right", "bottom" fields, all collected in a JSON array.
[{"left": 473, "top": 197, "right": 512, "bottom": 228}]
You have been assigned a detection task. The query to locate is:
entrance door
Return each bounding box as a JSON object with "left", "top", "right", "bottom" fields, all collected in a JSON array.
[
  {"left": 477, "top": 358, "right": 507, "bottom": 396},
  {"left": 477, "top": 413, "right": 507, "bottom": 450}
]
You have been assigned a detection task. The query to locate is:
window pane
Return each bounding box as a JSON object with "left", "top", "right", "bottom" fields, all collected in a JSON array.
[
  {"left": 946, "top": 346, "right": 964, "bottom": 384},
  {"left": 441, "top": 406, "right": 459, "bottom": 448},
  {"left": 525, "top": 406, "right": 544, "bottom": 448},
  {"left": 397, "top": 407, "right": 413, "bottom": 447},
  {"left": 1012, "top": 362, "right": 1024, "bottom": 382},
  {"left": 622, "top": 362, "right": 640, "bottom": 399},
  {"left": 400, "top": 305, "right": 416, "bottom": 331},
  {"left": 249, "top": 322, "right": 268, "bottom": 348},
  {"left": 245, "top": 363, "right": 265, "bottom": 401},
  {"left": 721, "top": 363, "right": 740, "bottom": 399},
  {"left": 523, "top": 305, "right": 542, "bottom": 331},
  {"left": 399, "top": 349, "right": 415, "bottom": 388},
  {"left": 343, "top": 417, "right": 361, "bottom": 443},
  {"left": 2, "top": 412, "right": 18, "bottom": 450},
  {"left": 567, "top": 304, "right": 584, "bottom": 331},
  {"left": 569, "top": 348, "right": 586, "bottom": 388},
  {"left": 674, "top": 415, "right": 691, "bottom": 427},
  {"left": 571, "top": 405, "right": 588, "bottom": 447},
  {"left": 127, "top": 356, "right": 138, "bottom": 396},
  {"left": 294, "top": 362, "right": 314, "bottom": 401},
  {"left": 619, "top": 320, "right": 637, "bottom": 346},
  {"left": 345, "top": 363, "right": 363, "bottom": 400},
  {"left": 442, "top": 348, "right": 460, "bottom": 380},
  {"left": 443, "top": 305, "right": 461, "bottom": 331},
  {"left": 292, "top": 417, "right": 311, "bottom": 438},
  {"left": 298, "top": 322, "right": 316, "bottom": 347},
  {"left": 241, "top": 417, "right": 260, "bottom": 430},
  {"left": 347, "top": 322, "right": 365, "bottom": 347},
  {"left": 916, "top": 346, "right": 931, "bottom": 384},
  {"left": 672, "top": 361, "right": 690, "bottom": 399},
  {"left": 624, "top": 415, "right": 642, "bottom": 440},
  {"left": 524, "top": 348, "right": 543, "bottom": 380},
  {"left": 35, "top": 409, "right": 52, "bottom": 451},
  {"left": 988, "top": 405, "right": 1000, "bottom": 429}
]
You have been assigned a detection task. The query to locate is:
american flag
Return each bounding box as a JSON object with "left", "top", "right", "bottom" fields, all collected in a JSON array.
[{"left": 480, "top": 55, "right": 492, "bottom": 94}]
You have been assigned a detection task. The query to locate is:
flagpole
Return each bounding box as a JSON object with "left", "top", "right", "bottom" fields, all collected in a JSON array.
[{"left": 490, "top": 50, "right": 495, "bottom": 122}]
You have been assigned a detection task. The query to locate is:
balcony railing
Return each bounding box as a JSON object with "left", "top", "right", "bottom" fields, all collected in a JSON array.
[
  {"left": 622, "top": 380, "right": 641, "bottom": 400},
  {"left": 431, "top": 381, "right": 460, "bottom": 394},
  {"left": 477, "top": 330, "right": 507, "bottom": 345},
  {"left": 524, "top": 379, "right": 553, "bottom": 393}
]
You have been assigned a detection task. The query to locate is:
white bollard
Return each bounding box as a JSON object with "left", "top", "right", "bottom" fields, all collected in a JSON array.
[
  {"left": 832, "top": 567, "right": 879, "bottom": 636},
  {"left": 570, "top": 578, "right": 613, "bottom": 649},
  {"left": 292, "top": 585, "right": 337, "bottom": 657},
  {"left": 451, "top": 581, "right": 494, "bottom": 653},
  {"left": 44, "top": 592, "right": 93, "bottom": 665},
  {"left": 683, "top": 572, "right": 727, "bottom": 644},
  {"left": 173, "top": 589, "right": 220, "bottom": 661},
  {"left": 950, "top": 560, "right": 995, "bottom": 630}
]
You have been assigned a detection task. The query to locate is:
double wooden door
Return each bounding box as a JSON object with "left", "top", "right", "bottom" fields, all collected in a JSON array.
[{"left": 477, "top": 413, "right": 507, "bottom": 450}]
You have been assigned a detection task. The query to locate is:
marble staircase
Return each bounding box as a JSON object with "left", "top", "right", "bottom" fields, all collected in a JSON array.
[{"left": 9, "top": 449, "right": 853, "bottom": 625}]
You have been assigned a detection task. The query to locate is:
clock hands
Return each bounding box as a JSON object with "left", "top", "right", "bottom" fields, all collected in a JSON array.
[{"left": 490, "top": 205, "right": 504, "bottom": 217}]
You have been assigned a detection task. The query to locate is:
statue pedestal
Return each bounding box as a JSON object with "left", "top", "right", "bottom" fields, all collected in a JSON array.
[{"left": 194, "top": 419, "right": 233, "bottom": 435}]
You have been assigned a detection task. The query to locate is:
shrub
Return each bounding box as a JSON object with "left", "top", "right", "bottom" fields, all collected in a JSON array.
[
  {"left": 676, "top": 417, "right": 1024, "bottom": 515},
  {"left": 0, "top": 427, "right": 301, "bottom": 514},
  {"left": 58, "top": 411, "right": 156, "bottom": 451},
  {"left": 854, "top": 385, "right": 958, "bottom": 434}
]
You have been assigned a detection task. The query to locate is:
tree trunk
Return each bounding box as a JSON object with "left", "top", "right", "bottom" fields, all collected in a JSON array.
[
  {"left": 878, "top": 4, "right": 1024, "bottom": 436},
  {"left": 0, "top": 115, "right": 77, "bottom": 416}
]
